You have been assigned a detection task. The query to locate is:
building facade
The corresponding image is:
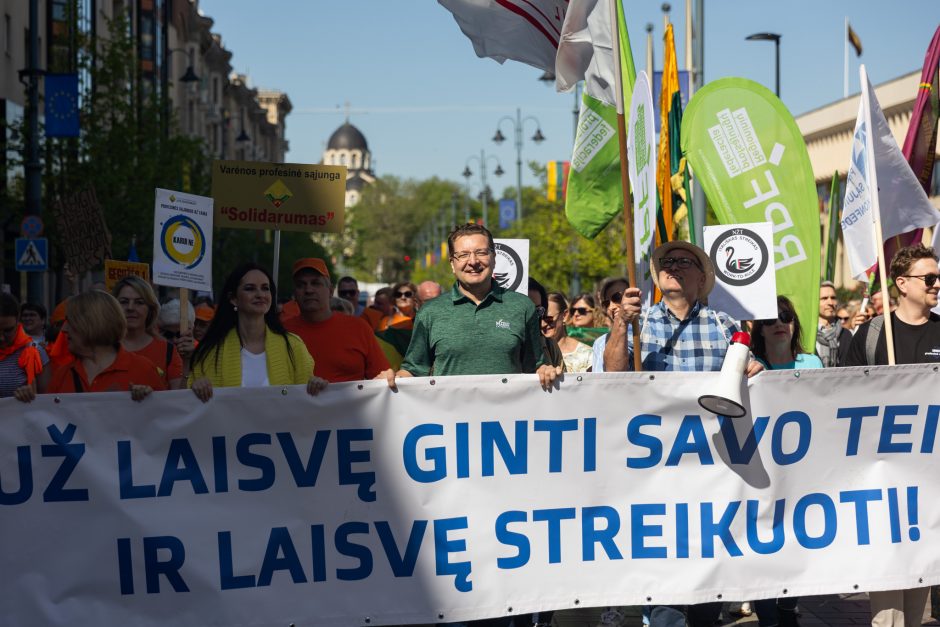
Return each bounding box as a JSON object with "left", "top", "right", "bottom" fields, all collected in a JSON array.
[
  {"left": 795, "top": 70, "right": 940, "bottom": 288},
  {"left": 0, "top": 0, "right": 291, "bottom": 295}
]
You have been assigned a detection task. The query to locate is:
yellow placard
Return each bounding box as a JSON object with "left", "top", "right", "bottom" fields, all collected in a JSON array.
[
  {"left": 211, "top": 160, "right": 346, "bottom": 233},
  {"left": 104, "top": 260, "right": 150, "bottom": 291}
]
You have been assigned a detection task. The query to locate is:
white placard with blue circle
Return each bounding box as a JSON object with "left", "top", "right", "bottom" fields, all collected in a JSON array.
[{"left": 152, "top": 188, "right": 214, "bottom": 291}]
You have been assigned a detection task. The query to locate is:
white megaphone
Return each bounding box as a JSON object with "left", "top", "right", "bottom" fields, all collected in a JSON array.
[{"left": 698, "top": 331, "right": 751, "bottom": 418}]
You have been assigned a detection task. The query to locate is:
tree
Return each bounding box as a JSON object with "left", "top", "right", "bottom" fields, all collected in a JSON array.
[{"left": 5, "top": 9, "right": 211, "bottom": 280}]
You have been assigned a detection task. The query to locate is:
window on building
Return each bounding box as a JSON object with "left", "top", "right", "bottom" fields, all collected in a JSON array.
[
  {"left": 4, "top": 14, "right": 10, "bottom": 56},
  {"left": 212, "top": 76, "right": 219, "bottom": 105}
]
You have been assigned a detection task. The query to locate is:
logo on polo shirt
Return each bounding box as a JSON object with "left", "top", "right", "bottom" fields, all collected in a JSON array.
[{"left": 496, "top": 319, "right": 511, "bottom": 330}]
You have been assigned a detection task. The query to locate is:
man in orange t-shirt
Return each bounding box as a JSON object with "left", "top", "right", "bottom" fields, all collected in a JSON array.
[{"left": 284, "top": 258, "right": 390, "bottom": 382}]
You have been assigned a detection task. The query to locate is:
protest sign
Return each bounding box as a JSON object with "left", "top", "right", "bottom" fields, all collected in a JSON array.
[
  {"left": 152, "top": 188, "right": 213, "bottom": 292},
  {"left": 493, "top": 238, "right": 529, "bottom": 294},
  {"left": 51, "top": 185, "right": 112, "bottom": 273},
  {"left": 104, "top": 259, "right": 150, "bottom": 291},
  {"left": 2, "top": 367, "right": 940, "bottom": 626},
  {"left": 682, "top": 78, "right": 819, "bottom": 349},
  {"left": 704, "top": 222, "right": 777, "bottom": 321},
  {"left": 211, "top": 160, "right": 346, "bottom": 233}
]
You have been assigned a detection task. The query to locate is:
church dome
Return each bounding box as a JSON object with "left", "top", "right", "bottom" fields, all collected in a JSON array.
[{"left": 327, "top": 123, "right": 368, "bottom": 151}]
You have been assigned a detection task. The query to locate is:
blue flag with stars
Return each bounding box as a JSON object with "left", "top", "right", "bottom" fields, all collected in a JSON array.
[{"left": 45, "top": 73, "right": 79, "bottom": 137}]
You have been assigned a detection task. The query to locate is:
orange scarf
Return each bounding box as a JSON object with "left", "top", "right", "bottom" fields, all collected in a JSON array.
[
  {"left": 48, "top": 330, "right": 76, "bottom": 367},
  {"left": 0, "top": 325, "right": 43, "bottom": 385}
]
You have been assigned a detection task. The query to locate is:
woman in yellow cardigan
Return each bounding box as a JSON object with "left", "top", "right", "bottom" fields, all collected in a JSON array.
[{"left": 189, "top": 263, "right": 327, "bottom": 401}]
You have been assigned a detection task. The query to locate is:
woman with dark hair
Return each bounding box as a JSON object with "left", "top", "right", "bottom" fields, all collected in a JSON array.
[
  {"left": 543, "top": 292, "right": 593, "bottom": 372},
  {"left": 751, "top": 295, "right": 822, "bottom": 370},
  {"left": 188, "top": 262, "right": 326, "bottom": 402},
  {"left": 566, "top": 293, "right": 597, "bottom": 329},
  {"left": 387, "top": 281, "right": 420, "bottom": 330},
  {"left": 1, "top": 293, "right": 49, "bottom": 399},
  {"left": 112, "top": 276, "right": 186, "bottom": 390}
]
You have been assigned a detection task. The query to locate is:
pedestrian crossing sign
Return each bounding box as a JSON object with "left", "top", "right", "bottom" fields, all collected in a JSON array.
[{"left": 15, "top": 237, "right": 48, "bottom": 272}]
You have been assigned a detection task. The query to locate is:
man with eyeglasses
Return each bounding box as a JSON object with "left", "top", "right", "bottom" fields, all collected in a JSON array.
[
  {"left": 604, "top": 241, "right": 763, "bottom": 376},
  {"left": 336, "top": 275, "right": 365, "bottom": 315},
  {"left": 845, "top": 246, "right": 940, "bottom": 627},
  {"left": 604, "top": 242, "right": 761, "bottom": 627},
  {"left": 847, "top": 244, "right": 940, "bottom": 368},
  {"left": 381, "top": 223, "right": 562, "bottom": 393},
  {"left": 816, "top": 280, "right": 852, "bottom": 367},
  {"left": 284, "top": 258, "right": 390, "bottom": 382}
]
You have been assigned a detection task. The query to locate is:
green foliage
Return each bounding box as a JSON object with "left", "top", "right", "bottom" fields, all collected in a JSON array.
[
  {"left": 347, "top": 176, "right": 464, "bottom": 282},
  {"left": 354, "top": 162, "right": 630, "bottom": 297},
  {"left": 6, "top": 9, "right": 211, "bottom": 271}
]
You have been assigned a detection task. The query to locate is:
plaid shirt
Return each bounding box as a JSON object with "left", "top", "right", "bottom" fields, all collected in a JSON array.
[{"left": 625, "top": 300, "right": 739, "bottom": 372}]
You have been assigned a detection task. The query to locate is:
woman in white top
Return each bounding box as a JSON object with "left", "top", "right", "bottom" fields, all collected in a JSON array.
[{"left": 188, "top": 263, "right": 327, "bottom": 401}]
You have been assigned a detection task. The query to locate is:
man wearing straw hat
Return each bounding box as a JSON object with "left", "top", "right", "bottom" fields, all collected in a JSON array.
[{"left": 604, "top": 240, "right": 763, "bottom": 376}]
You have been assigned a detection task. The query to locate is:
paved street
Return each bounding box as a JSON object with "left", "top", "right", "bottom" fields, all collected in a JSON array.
[{"left": 551, "top": 593, "right": 939, "bottom": 627}]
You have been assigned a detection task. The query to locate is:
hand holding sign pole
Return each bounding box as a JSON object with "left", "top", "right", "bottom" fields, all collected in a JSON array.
[{"left": 609, "top": 0, "right": 642, "bottom": 372}]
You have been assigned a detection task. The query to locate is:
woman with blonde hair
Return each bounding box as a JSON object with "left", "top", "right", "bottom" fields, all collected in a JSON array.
[
  {"left": 30, "top": 291, "right": 166, "bottom": 400},
  {"left": 112, "top": 276, "right": 186, "bottom": 389}
]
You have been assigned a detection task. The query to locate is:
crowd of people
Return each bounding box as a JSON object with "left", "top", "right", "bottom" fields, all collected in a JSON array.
[{"left": 2, "top": 223, "right": 939, "bottom": 627}]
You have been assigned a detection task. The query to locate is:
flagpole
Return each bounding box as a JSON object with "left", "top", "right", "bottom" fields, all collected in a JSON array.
[
  {"left": 843, "top": 17, "right": 849, "bottom": 98},
  {"left": 861, "top": 65, "right": 895, "bottom": 365},
  {"left": 610, "top": 0, "right": 642, "bottom": 372}
]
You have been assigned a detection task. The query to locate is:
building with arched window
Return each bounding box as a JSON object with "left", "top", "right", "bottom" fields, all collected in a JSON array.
[{"left": 322, "top": 121, "right": 375, "bottom": 207}]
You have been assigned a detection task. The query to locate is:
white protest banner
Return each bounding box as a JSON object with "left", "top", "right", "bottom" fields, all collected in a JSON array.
[
  {"left": 152, "top": 188, "right": 214, "bottom": 291},
  {"left": 629, "top": 71, "right": 656, "bottom": 309},
  {"left": 493, "top": 238, "right": 529, "bottom": 295},
  {"left": 3, "top": 367, "right": 940, "bottom": 626},
  {"left": 704, "top": 222, "right": 778, "bottom": 321}
]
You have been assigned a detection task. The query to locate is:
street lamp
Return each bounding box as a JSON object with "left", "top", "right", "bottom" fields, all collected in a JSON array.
[
  {"left": 492, "top": 107, "right": 545, "bottom": 224},
  {"left": 745, "top": 32, "right": 781, "bottom": 97},
  {"left": 462, "top": 150, "right": 504, "bottom": 229},
  {"left": 168, "top": 47, "right": 200, "bottom": 84}
]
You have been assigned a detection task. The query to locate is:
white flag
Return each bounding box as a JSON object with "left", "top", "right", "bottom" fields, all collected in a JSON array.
[
  {"left": 438, "top": 0, "right": 567, "bottom": 73},
  {"left": 555, "top": 0, "right": 616, "bottom": 105},
  {"left": 841, "top": 65, "right": 940, "bottom": 279},
  {"left": 628, "top": 71, "right": 656, "bottom": 307}
]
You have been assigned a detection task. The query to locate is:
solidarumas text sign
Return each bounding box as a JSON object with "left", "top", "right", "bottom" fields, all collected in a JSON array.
[{"left": 2, "top": 367, "right": 939, "bottom": 626}]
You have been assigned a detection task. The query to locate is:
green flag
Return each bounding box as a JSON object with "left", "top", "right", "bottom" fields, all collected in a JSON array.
[
  {"left": 557, "top": 0, "right": 636, "bottom": 239},
  {"left": 681, "top": 78, "right": 820, "bottom": 348}
]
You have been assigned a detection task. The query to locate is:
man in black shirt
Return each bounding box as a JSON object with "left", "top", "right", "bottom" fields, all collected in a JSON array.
[
  {"left": 845, "top": 243, "right": 939, "bottom": 627},
  {"left": 846, "top": 244, "right": 940, "bottom": 367}
]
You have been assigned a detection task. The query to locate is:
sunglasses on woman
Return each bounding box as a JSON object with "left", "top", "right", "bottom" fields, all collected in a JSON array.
[
  {"left": 395, "top": 290, "right": 414, "bottom": 299},
  {"left": 570, "top": 307, "right": 591, "bottom": 316},
  {"left": 760, "top": 310, "right": 795, "bottom": 325}
]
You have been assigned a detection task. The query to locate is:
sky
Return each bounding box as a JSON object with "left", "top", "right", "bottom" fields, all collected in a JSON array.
[{"left": 199, "top": 0, "right": 938, "bottom": 197}]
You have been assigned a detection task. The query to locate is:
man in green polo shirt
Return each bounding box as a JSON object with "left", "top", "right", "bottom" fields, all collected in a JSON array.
[{"left": 380, "top": 223, "right": 561, "bottom": 390}]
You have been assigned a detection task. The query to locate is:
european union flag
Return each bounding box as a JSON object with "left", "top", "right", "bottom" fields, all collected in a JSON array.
[{"left": 45, "top": 73, "right": 80, "bottom": 138}]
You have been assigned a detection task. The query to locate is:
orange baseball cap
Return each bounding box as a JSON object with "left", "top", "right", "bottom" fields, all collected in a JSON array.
[
  {"left": 292, "top": 258, "right": 330, "bottom": 280},
  {"left": 194, "top": 304, "right": 215, "bottom": 322}
]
